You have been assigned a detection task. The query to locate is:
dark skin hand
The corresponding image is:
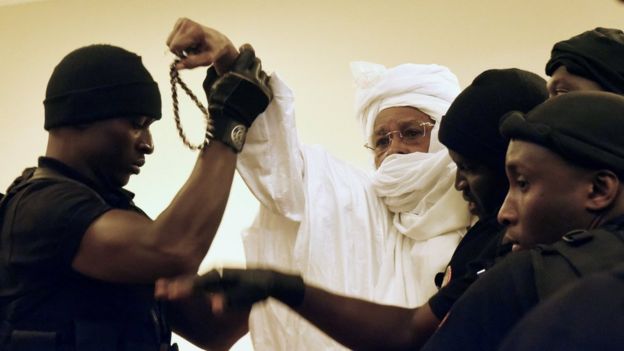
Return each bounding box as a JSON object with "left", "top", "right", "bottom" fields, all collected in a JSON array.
[
  {"left": 156, "top": 271, "right": 441, "bottom": 350},
  {"left": 157, "top": 276, "right": 249, "bottom": 350},
  {"left": 167, "top": 17, "right": 239, "bottom": 74}
]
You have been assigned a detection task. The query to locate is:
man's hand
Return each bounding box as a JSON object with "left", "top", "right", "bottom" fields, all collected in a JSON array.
[
  {"left": 209, "top": 268, "right": 304, "bottom": 309},
  {"left": 155, "top": 274, "right": 197, "bottom": 300},
  {"left": 155, "top": 273, "right": 228, "bottom": 314},
  {"left": 166, "top": 18, "right": 272, "bottom": 152},
  {"left": 206, "top": 44, "right": 273, "bottom": 128},
  {"left": 167, "top": 17, "right": 238, "bottom": 74},
  {"left": 157, "top": 268, "right": 305, "bottom": 314}
]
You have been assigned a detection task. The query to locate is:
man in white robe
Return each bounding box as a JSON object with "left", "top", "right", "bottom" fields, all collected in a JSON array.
[
  {"left": 162, "top": 18, "right": 472, "bottom": 350},
  {"left": 238, "top": 55, "right": 471, "bottom": 351}
]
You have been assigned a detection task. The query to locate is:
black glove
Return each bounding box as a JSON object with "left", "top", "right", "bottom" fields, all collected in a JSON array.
[
  {"left": 194, "top": 268, "right": 305, "bottom": 310},
  {"left": 202, "top": 44, "right": 272, "bottom": 152}
]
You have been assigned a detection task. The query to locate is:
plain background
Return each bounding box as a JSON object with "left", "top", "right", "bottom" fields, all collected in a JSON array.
[{"left": 1, "top": 1, "right": 622, "bottom": 349}]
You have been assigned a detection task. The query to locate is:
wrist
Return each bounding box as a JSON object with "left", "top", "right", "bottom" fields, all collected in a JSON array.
[
  {"left": 209, "top": 117, "right": 248, "bottom": 153},
  {"left": 270, "top": 271, "right": 305, "bottom": 308},
  {"left": 208, "top": 72, "right": 270, "bottom": 128}
]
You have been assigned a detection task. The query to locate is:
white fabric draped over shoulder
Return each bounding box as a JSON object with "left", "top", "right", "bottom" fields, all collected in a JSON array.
[{"left": 237, "top": 62, "right": 473, "bottom": 350}]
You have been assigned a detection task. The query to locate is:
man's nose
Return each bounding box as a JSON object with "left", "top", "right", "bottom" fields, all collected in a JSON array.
[
  {"left": 139, "top": 132, "right": 154, "bottom": 154},
  {"left": 454, "top": 170, "right": 467, "bottom": 191},
  {"left": 497, "top": 193, "right": 515, "bottom": 226}
]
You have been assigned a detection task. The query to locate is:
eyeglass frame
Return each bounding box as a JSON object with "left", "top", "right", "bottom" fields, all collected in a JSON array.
[{"left": 364, "top": 121, "right": 435, "bottom": 153}]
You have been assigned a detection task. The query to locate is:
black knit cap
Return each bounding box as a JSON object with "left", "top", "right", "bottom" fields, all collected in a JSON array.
[
  {"left": 545, "top": 27, "right": 624, "bottom": 94},
  {"left": 500, "top": 91, "right": 624, "bottom": 176},
  {"left": 439, "top": 68, "right": 548, "bottom": 169},
  {"left": 44, "top": 44, "right": 161, "bottom": 130}
]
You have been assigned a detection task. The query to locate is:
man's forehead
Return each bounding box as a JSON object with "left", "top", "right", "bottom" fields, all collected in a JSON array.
[
  {"left": 373, "top": 109, "right": 431, "bottom": 133},
  {"left": 123, "top": 115, "right": 157, "bottom": 123},
  {"left": 548, "top": 66, "right": 604, "bottom": 92},
  {"left": 137, "top": 115, "right": 158, "bottom": 123},
  {"left": 448, "top": 148, "right": 475, "bottom": 164},
  {"left": 506, "top": 140, "right": 564, "bottom": 170}
]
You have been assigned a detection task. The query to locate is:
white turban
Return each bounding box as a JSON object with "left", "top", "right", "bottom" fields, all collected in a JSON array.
[{"left": 351, "top": 61, "right": 460, "bottom": 152}]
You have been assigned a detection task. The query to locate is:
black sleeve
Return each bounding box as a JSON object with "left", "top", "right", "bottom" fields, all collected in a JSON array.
[
  {"left": 428, "top": 271, "right": 476, "bottom": 320},
  {"left": 428, "top": 222, "right": 505, "bottom": 320},
  {"left": 8, "top": 180, "right": 112, "bottom": 273},
  {"left": 422, "top": 251, "right": 539, "bottom": 351}
]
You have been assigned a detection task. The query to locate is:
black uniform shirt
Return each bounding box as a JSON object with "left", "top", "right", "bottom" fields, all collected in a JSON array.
[
  {"left": 428, "top": 216, "right": 508, "bottom": 320},
  {"left": 423, "top": 251, "right": 538, "bottom": 351},
  {"left": 0, "top": 157, "right": 167, "bottom": 348},
  {"left": 499, "top": 263, "right": 624, "bottom": 351},
  {"left": 0, "top": 157, "right": 135, "bottom": 300}
]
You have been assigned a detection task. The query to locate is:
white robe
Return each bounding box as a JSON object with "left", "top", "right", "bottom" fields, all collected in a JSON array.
[{"left": 237, "top": 75, "right": 469, "bottom": 350}]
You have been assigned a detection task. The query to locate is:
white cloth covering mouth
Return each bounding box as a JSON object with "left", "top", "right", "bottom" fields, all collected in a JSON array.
[
  {"left": 371, "top": 150, "right": 473, "bottom": 306},
  {"left": 373, "top": 151, "right": 470, "bottom": 241}
]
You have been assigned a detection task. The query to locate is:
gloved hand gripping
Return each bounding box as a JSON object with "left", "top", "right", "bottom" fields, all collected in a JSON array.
[
  {"left": 203, "top": 44, "right": 272, "bottom": 152},
  {"left": 194, "top": 268, "right": 305, "bottom": 310}
]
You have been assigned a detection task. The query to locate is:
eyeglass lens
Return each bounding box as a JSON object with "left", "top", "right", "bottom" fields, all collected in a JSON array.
[{"left": 371, "top": 122, "right": 432, "bottom": 152}]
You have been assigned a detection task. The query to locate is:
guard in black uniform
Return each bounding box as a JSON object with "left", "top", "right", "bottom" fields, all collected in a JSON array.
[
  {"left": 0, "top": 38, "right": 271, "bottom": 350},
  {"left": 422, "top": 92, "right": 624, "bottom": 351},
  {"left": 428, "top": 68, "right": 547, "bottom": 321}
]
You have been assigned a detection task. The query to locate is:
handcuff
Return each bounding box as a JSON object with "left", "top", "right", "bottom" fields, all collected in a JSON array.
[
  {"left": 169, "top": 60, "right": 213, "bottom": 151},
  {"left": 169, "top": 60, "right": 248, "bottom": 153}
]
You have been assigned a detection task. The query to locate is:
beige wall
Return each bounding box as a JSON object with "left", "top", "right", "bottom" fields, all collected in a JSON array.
[{"left": 1, "top": 0, "right": 622, "bottom": 350}]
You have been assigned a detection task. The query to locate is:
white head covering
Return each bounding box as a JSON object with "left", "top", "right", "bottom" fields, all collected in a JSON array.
[{"left": 351, "top": 61, "right": 460, "bottom": 152}]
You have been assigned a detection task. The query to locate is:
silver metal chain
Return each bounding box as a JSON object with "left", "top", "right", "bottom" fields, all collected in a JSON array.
[{"left": 170, "top": 60, "right": 214, "bottom": 150}]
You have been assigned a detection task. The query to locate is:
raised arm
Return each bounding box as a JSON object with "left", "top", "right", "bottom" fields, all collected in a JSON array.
[
  {"left": 236, "top": 75, "right": 306, "bottom": 220},
  {"left": 168, "top": 20, "right": 307, "bottom": 220}
]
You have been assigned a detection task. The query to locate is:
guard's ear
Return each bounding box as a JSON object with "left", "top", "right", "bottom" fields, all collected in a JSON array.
[{"left": 586, "top": 170, "right": 620, "bottom": 211}]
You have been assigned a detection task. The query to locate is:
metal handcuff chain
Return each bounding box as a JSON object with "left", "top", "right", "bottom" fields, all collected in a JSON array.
[{"left": 170, "top": 60, "right": 214, "bottom": 150}]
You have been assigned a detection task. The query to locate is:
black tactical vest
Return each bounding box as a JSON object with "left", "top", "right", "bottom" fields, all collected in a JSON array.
[
  {"left": 0, "top": 168, "right": 173, "bottom": 351},
  {"left": 532, "top": 223, "right": 624, "bottom": 299}
]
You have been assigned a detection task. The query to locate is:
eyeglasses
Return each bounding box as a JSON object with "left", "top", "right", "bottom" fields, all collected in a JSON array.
[{"left": 364, "top": 122, "right": 435, "bottom": 154}]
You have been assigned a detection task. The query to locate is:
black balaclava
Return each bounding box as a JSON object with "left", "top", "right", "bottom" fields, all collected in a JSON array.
[
  {"left": 44, "top": 44, "right": 161, "bottom": 130},
  {"left": 500, "top": 91, "right": 624, "bottom": 177},
  {"left": 546, "top": 27, "right": 624, "bottom": 94},
  {"left": 439, "top": 68, "right": 548, "bottom": 171}
]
